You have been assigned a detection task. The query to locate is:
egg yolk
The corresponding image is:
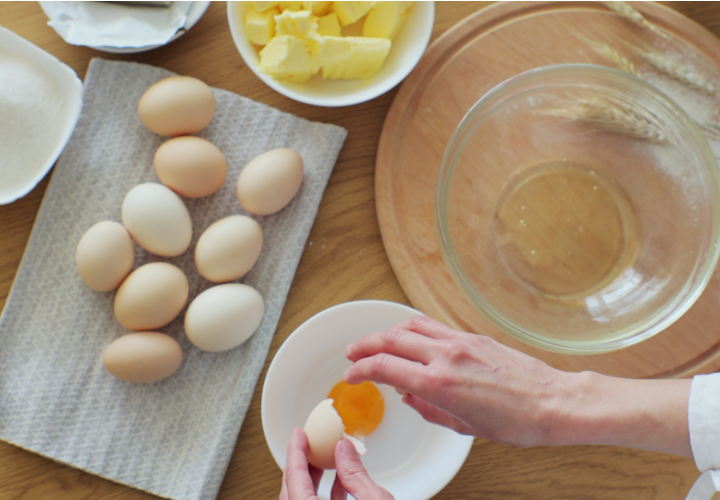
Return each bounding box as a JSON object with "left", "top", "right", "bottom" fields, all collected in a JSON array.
[{"left": 328, "top": 380, "right": 384, "bottom": 438}]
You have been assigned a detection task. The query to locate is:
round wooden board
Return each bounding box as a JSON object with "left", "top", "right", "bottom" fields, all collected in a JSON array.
[{"left": 376, "top": 1, "right": 720, "bottom": 379}]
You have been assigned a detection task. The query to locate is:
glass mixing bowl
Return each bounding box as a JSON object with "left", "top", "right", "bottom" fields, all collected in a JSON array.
[{"left": 437, "top": 64, "right": 720, "bottom": 354}]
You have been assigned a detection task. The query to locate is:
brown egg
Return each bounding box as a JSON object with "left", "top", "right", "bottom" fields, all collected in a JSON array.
[
  {"left": 114, "top": 262, "right": 189, "bottom": 330},
  {"left": 137, "top": 76, "right": 216, "bottom": 136},
  {"left": 194, "top": 215, "right": 263, "bottom": 282},
  {"left": 154, "top": 136, "right": 227, "bottom": 198},
  {"left": 103, "top": 332, "right": 182, "bottom": 383},
  {"left": 75, "top": 220, "right": 134, "bottom": 292},
  {"left": 236, "top": 148, "right": 304, "bottom": 215}
]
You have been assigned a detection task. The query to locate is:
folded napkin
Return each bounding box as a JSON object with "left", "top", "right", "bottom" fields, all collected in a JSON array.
[{"left": 0, "top": 58, "right": 347, "bottom": 500}]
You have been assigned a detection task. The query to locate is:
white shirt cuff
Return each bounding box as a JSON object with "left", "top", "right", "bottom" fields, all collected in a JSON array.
[{"left": 689, "top": 374, "right": 720, "bottom": 474}]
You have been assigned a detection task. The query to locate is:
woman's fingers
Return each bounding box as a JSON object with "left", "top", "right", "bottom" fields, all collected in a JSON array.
[
  {"left": 343, "top": 352, "right": 426, "bottom": 394},
  {"left": 334, "top": 440, "right": 394, "bottom": 500},
  {"left": 345, "top": 325, "right": 438, "bottom": 365},
  {"left": 397, "top": 315, "right": 460, "bottom": 340},
  {"left": 402, "top": 394, "right": 474, "bottom": 435},
  {"left": 284, "top": 428, "right": 320, "bottom": 500},
  {"left": 330, "top": 473, "right": 347, "bottom": 500}
]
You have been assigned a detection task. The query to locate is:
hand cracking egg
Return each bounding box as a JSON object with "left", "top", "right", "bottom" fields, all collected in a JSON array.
[{"left": 303, "top": 380, "right": 385, "bottom": 470}]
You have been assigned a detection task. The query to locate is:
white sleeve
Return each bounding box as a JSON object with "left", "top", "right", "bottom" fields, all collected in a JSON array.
[{"left": 689, "top": 373, "right": 720, "bottom": 490}]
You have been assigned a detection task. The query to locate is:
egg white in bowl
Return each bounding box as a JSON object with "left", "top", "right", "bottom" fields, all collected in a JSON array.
[
  {"left": 261, "top": 300, "right": 473, "bottom": 500},
  {"left": 227, "top": 2, "right": 435, "bottom": 107}
]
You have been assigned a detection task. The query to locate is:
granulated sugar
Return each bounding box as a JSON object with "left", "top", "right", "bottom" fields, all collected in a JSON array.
[{"left": 0, "top": 49, "right": 69, "bottom": 200}]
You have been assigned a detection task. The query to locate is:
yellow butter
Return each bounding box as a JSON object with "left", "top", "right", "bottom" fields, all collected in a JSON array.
[
  {"left": 259, "top": 35, "right": 320, "bottom": 83},
  {"left": 278, "top": 1, "right": 304, "bottom": 10},
  {"left": 363, "top": 1, "right": 413, "bottom": 39},
  {"left": 275, "top": 9, "right": 317, "bottom": 37},
  {"left": 253, "top": 1, "right": 279, "bottom": 12},
  {"left": 318, "top": 37, "right": 353, "bottom": 79},
  {"left": 319, "top": 36, "right": 391, "bottom": 79},
  {"left": 333, "top": 1, "right": 376, "bottom": 26},
  {"left": 317, "top": 12, "right": 341, "bottom": 37},
  {"left": 245, "top": 6, "right": 278, "bottom": 46},
  {"left": 303, "top": 1, "right": 332, "bottom": 15}
]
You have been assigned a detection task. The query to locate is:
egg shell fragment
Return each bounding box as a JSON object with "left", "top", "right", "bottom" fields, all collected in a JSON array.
[
  {"left": 195, "top": 215, "right": 263, "bottom": 283},
  {"left": 304, "top": 399, "right": 345, "bottom": 470},
  {"left": 154, "top": 136, "right": 227, "bottom": 198},
  {"left": 75, "top": 220, "right": 134, "bottom": 292},
  {"left": 137, "top": 76, "right": 216, "bottom": 137},
  {"left": 236, "top": 148, "right": 304, "bottom": 215},
  {"left": 103, "top": 332, "right": 183, "bottom": 383},
  {"left": 114, "top": 262, "right": 189, "bottom": 331},
  {"left": 121, "top": 183, "right": 193, "bottom": 257},
  {"left": 184, "top": 283, "right": 264, "bottom": 352}
]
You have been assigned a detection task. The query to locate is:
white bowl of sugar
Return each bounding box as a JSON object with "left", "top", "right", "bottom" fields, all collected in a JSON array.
[{"left": 0, "top": 26, "right": 83, "bottom": 205}]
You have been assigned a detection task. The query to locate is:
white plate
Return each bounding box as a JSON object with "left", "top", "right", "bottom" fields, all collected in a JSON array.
[
  {"left": 0, "top": 26, "right": 83, "bottom": 205},
  {"left": 39, "top": 1, "right": 210, "bottom": 54},
  {"left": 261, "top": 300, "right": 473, "bottom": 500},
  {"left": 227, "top": 2, "right": 435, "bottom": 107}
]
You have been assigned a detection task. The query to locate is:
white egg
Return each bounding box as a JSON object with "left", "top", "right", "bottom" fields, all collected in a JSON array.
[
  {"left": 195, "top": 215, "right": 263, "bottom": 283},
  {"left": 121, "top": 182, "right": 193, "bottom": 257},
  {"left": 304, "top": 399, "right": 345, "bottom": 470},
  {"left": 184, "top": 283, "right": 264, "bottom": 352},
  {"left": 304, "top": 399, "right": 367, "bottom": 470}
]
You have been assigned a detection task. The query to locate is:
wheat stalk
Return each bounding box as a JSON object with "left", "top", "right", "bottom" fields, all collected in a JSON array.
[
  {"left": 639, "top": 49, "right": 716, "bottom": 95},
  {"left": 602, "top": 1, "right": 720, "bottom": 94},
  {"left": 538, "top": 95, "right": 668, "bottom": 144},
  {"left": 603, "top": 1, "right": 649, "bottom": 28},
  {"left": 582, "top": 38, "right": 639, "bottom": 76}
]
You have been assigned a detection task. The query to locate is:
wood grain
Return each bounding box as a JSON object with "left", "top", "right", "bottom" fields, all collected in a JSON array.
[
  {"left": 375, "top": 1, "right": 720, "bottom": 379},
  {"left": 0, "top": 2, "right": 714, "bottom": 500}
]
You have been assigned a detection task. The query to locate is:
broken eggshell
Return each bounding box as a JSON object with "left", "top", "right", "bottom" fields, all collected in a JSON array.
[{"left": 303, "top": 398, "right": 366, "bottom": 470}]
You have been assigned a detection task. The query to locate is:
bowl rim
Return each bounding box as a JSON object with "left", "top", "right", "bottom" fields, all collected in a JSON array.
[
  {"left": 436, "top": 63, "right": 720, "bottom": 354},
  {"left": 226, "top": 1, "right": 435, "bottom": 107},
  {"left": 0, "top": 26, "right": 84, "bottom": 205},
  {"left": 261, "top": 300, "right": 474, "bottom": 500}
]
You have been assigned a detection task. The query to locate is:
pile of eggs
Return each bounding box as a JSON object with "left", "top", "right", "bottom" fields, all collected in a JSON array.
[{"left": 75, "top": 75, "right": 304, "bottom": 384}]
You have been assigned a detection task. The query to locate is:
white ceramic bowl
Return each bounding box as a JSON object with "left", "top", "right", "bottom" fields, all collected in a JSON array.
[
  {"left": 0, "top": 26, "right": 83, "bottom": 205},
  {"left": 261, "top": 300, "right": 473, "bottom": 500},
  {"left": 227, "top": 2, "right": 435, "bottom": 107}
]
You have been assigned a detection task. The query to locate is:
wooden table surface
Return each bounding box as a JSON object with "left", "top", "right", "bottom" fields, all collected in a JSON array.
[{"left": 0, "top": 2, "right": 716, "bottom": 499}]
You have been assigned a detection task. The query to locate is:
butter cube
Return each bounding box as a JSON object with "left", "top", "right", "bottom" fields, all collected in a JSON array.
[
  {"left": 303, "top": 1, "right": 332, "bottom": 15},
  {"left": 245, "top": 6, "right": 277, "bottom": 46},
  {"left": 319, "top": 36, "right": 391, "bottom": 79},
  {"left": 278, "top": 1, "right": 303, "bottom": 10},
  {"left": 363, "top": 1, "right": 413, "bottom": 39},
  {"left": 333, "top": 2, "right": 376, "bottom": 26},
  {"left": 316, "top": 12, "right": 341, "bottom": 36},
  {"left": 275, "top": 9, "right": 317, "bottom": 37},
  {"left": 253, "top": 1, "right": 279, "bottom": 12},
  {"left": 259, "top": 35, "right": 320, "bottom": 83}
]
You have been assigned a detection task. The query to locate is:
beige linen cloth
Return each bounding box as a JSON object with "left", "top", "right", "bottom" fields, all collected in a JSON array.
[{"left": 0, "top": 59, "right": 347, "bottom": 500}]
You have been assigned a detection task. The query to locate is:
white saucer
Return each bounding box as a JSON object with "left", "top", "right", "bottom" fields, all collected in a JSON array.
[
  {"left": 39, "top": 1, "right": 210, "bottom": 54},
  {"left": 261, "top": 300, "right": 474, "bottom": 500}
]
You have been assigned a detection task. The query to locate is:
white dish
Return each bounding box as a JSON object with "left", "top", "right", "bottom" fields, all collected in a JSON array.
[
  {"left": 39, "top": 1, "right": 211, "bottom": 54},
  {"left": 0, "top": 26, "right": 83, "bottom": 205},
  {"left": 261, "top": 300, "right": 473, "bottom": 500},
  {"left": 227, "top": 2, "right": 435, "bottom": 107}
]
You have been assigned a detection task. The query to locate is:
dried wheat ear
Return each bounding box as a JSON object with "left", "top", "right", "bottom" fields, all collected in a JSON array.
[{"left": 536, "top": 95, "right": 667, "bottom": 144}]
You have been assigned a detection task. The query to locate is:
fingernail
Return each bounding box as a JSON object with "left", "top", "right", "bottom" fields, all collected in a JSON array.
[{"left": 339, "top": 439, "right": 359, "bottom": 458}]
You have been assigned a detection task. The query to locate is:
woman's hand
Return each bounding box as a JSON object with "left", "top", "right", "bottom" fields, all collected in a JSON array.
[
  {"left": 344, "top": 315, "right": 568, "bottom": 447},
  {"left": 344, "top": 315, "right": 692, "bottom": 456},
  {"left": 280, "top": 427, "right": 394, "bottom": 500}
]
